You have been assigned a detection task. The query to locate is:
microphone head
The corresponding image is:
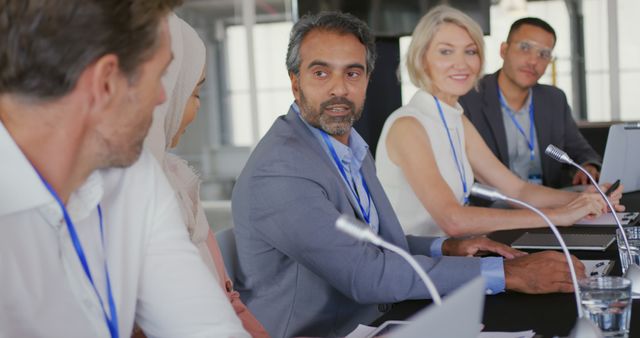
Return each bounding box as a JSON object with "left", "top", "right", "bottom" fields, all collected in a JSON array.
[
  {"left": 335, "top": 215, "right": 375, "bottom": 242},
  {"left": 470, "top": 183, "right": 506, "bottom": 202},
  {"left": 545, "top": 144, "right": 573, "bottom": 164}
]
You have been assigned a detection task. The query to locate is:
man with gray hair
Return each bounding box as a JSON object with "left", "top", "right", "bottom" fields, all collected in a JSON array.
[
  {"left": 0, "top": 1, "right": 248, "bottom": 337},
  {"left": 232, "top": 11, "right": 580, "bottom": 338}
]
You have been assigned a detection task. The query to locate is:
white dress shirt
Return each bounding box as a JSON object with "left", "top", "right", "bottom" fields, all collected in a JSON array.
[{"left": 0, "top": 122, "right": 249, "bottom": 338}]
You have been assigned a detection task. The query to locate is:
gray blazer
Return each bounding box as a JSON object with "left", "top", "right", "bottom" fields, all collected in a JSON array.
[
  {"left": 232, "top": 108, "right": 483, "bottom": 338},
  {"left": 460, "top": 71, "right": 601, "bottom": 188}
]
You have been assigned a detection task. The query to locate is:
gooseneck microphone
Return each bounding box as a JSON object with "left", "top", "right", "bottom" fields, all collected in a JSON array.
[
  {"left": 545, "top": 144, "right": 640, "bottom": 294},
  {"left": 471, "top": 183, "right": 603, "bottom": 338},
  {"left": 335, "top": 215, "right": 442, "bottom": 305},
  {"left": 470, "top": 185, "right": 582, "bottom": 314}
]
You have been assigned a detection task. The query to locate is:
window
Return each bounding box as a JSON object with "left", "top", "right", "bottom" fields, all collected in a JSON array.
[
  {"left": 618, "top": 0, "right": 640, "bottom": 120},
  {"left": 225, "top": 22, "right": 294, "bottom": 146}
]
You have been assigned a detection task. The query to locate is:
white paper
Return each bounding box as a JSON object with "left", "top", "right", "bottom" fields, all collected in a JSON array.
[
  {"left": 582, "top": 259, "right": 613, "bottom": 277},
  {"left": 478, "top": 330, "right": 535, "bottom": 338},
  {"left": 346, "top": 324, "right": 537, "bottom": 338},
  {"left": 344, "top": 324, "right": 376, "bottom": 338},
  {"left": 576, "top": 212, "right": 639, "bottom": 225}
]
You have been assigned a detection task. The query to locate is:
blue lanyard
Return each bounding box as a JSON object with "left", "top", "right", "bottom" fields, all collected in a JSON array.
[
  {"left": 497, "top": 87, "right": 536, "bottom": 161},
  {"left": 320, "top": 131, "right": 372, "bottom": 225},
  {"left": 434, "top": 97, "right": 469, "bottom": 205},
  {"left": 36, "top": 174, "right": 119, "bottom": 338}
]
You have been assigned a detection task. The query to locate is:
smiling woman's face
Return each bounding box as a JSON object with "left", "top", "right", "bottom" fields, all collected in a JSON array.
[{"left": 422, "top": 22, "right": 481, "bottom": 106}]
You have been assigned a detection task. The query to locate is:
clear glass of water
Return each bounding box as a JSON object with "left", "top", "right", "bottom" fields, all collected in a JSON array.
[
  {"left": 580, "top": 276, "right": 632, "bottom": 337},
  {"left": 616, "top": 226, "right": 640, "bottom": 273}
]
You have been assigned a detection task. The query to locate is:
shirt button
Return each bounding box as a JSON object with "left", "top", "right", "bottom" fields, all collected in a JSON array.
[
  {"left": 43, "top": 205, "right": 63, "bottom": 228},
  {"left": 485, "top": 289, "right": 493, "bottom": 295}
]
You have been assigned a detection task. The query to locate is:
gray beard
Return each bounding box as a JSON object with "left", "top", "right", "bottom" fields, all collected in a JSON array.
[{"left": 298, "top": 88, "right": 362, "bottom": 137}]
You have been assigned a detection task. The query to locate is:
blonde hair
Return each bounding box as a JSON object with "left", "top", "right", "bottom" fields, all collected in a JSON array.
[{"left": 405, "top": 5, "right": 485, "bottom": 93}]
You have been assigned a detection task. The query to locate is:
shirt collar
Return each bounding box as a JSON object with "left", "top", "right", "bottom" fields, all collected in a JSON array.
[
  {"left": 0, "top": 121, "right": 53, "bottom": 216},
  {"left": 0, "top": 120, "right": 103, "bottom": 222},
  {"left": 498, "top": 88, "right": 532, "bottom": 115},
  {"left": 66, "top": 171, "right": 103, "bottom": 222},
  {"left": 292, "top": 102, "right": 369, "bottom": 169}
]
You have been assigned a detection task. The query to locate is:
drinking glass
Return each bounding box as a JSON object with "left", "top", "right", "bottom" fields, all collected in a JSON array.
[{"left": 580, "top": 276, "right": 632, "bottom": 337}]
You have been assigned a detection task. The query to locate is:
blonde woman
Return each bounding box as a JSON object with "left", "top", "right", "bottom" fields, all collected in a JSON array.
[
  {"left": 376, "top": 6, "right": 622, "bottom": 237},
  {"left": 144, "top": 14, "right": 269, "bottom": 338}
]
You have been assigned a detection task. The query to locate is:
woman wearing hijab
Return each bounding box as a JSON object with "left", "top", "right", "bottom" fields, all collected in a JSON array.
[
  {"left": 144, "top": 14, "right": 269, "bottom": 338},
  {"left": 375, "top": 6, "right": 622, "bottom": 238}
]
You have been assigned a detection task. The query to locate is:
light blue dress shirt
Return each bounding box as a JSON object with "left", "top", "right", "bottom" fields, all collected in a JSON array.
[
  {"left": 292, "top": 102, "right": 505, "bottom": 294},
  {"left": 500, "top": 90, "right": 543, "bottom": 184},
  {"left": 293, "top": 103, "right": 380, "bottom": 233}
]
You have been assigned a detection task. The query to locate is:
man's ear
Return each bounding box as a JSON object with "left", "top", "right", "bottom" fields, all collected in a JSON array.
[
  {"left": 499, "top": 42, "right": 508, "bottom": 60},
  {"left": 87, "top": 54, "right": 122, "bottom": 113},
  {"left": 289, "top": 72, "right": 300, "bottom": 101}
]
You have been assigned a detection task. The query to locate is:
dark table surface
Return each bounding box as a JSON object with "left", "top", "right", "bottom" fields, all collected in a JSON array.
[{"left": 372, "top": 191, "right": 640, "bottom": 337}]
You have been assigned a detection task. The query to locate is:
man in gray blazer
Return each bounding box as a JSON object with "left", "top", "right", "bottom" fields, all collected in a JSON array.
[
  {"left": 232, "top": 12, "right": 584, "bottom": 338},
  {"left": 460, "top": 17, "right": 601, "bottom": 189}
]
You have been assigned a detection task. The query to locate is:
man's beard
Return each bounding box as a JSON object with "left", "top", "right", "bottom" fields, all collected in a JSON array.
[
  {"left": 99, "top": 129, "right": 147, "bottom": 169},
  {"left": 298, "top": 87, "right": 363, "bottom": 137},
  {"left": 99, "top": 94, "right": 152, "bottom": 169}
]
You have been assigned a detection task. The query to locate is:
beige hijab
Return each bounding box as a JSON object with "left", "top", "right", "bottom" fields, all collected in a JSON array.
[
  {"left": 145, "top": 13, "right": 205, "bottom": 157},
  {"left": 144, "top": 14, "right": 215, "bottom": 274}
]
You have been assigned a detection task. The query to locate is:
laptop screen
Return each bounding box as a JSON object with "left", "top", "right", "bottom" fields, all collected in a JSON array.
[
  {"left": 599, "top": 123, "right": 640, "bottom": 193},
  {"left": 388, "top": 276, "right": 485, "bottom": 338}
]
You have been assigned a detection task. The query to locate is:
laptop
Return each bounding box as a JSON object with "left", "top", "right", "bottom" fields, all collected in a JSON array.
[
  {"left": 370, "top": 276, "right": 485, "bottom": 338},
  {"left": 599, "top": 122, "right": 640, "bottom": 193},
  {"left": 510, "top": 232, "right": 615, "bottom": 251}
]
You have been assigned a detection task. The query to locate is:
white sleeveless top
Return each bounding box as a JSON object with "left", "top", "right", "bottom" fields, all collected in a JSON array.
[{"left": 376, "top": 90, "right": 474, "bottom": 236}]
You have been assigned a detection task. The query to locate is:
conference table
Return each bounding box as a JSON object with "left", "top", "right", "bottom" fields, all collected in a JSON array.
[{"left": 372, "top": 191, "right": 640, "bottom": 338}]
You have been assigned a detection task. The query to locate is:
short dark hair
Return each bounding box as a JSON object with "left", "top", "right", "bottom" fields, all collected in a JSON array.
[
  {"left": 0, "top": 0, "right": 183, "bottom": 101},
  {"left": 507, "top": 17, "right": 557, "bottom": 46},
  {"left": 286, "top": 11, "right": 377, "bottom": 76}
]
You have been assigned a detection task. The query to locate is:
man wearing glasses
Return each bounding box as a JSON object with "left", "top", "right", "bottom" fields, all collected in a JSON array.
[{"left": 460, "top": 17, "right": 601, "bottom": 189}]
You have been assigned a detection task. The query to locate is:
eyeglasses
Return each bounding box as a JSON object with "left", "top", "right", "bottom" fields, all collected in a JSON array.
[{"left": 511, "top": 40, "right": 554, "bottom": 61}]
